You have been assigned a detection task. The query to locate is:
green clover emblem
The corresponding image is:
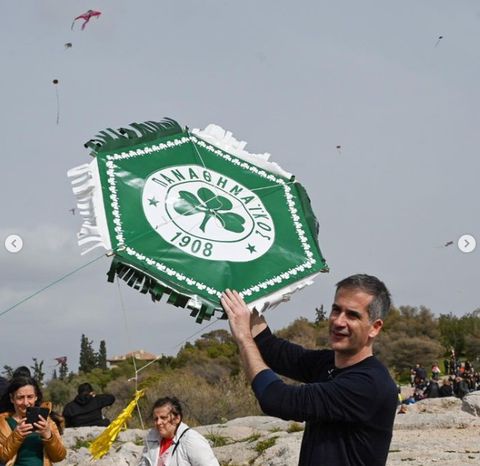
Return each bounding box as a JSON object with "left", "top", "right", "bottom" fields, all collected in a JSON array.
[{"left": 173, "top": 187, "right": 245, "bottom": 233}]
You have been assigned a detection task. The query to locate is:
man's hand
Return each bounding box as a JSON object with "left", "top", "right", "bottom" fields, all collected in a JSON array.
[
  {"left": 221, "top": 289, "right": 269, "bottom": 382},
  {"left": 221, "top": 289, "right": 253, "bottom": 343}
]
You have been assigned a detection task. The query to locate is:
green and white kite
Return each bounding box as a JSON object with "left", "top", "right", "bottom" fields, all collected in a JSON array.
[{"left": 68, "top": 118, "right": 328, "bottom": 323}]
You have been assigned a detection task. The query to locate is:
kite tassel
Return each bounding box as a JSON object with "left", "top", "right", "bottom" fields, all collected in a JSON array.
[
  {"left": 68, "top": 162, "right": 112, "bottom": 253},
  {"left": 89, "top": 389, "right": 145, "bottom": 460},
  {"left": 84, "top": 118, "right": 184, "bottom": 156}
]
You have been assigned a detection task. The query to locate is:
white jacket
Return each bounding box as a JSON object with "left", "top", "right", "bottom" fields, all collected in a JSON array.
[{"left": 138, "top": 422, "right": 219, "bottom": 466}]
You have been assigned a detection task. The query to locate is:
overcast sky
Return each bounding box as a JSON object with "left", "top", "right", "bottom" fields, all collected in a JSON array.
[{"left": 1, "top": 1, "right": 479, "bottom": 374}]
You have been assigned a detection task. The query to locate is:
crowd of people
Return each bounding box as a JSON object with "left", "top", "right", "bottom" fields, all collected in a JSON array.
[
  {"left": 1, "top": 275, "right": 478, "bottom": 466},
  {"left": 1, "top": 367, "right": 217, "bottom": 466},
  {"left": 403, "top": 358, "right": 480, "bottom": 405}
]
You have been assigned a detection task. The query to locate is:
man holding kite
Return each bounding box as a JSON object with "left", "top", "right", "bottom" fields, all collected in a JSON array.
[{"left": 221, "top": 274, "right": 397, "bottom": 466}]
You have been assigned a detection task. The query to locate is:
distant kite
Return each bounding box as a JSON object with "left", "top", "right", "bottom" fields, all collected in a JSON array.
[
  {"left": 54, "top": 356, "right": 67, "bottom": 365},
  {"left": 434, "top": 36, "right": 443, "bottom": 47},
  {"left": 64, "top": 42, "right": 72, "bottom": 49},
  {"left": 52, "top": 79, "right": 60, "bottom": 125},
  {"left": 336, "top": 145, "right": 342, "bottom": 154},
  {"left": 444, "top": 240, "right": 453, "bottom": 247},
  {"left": 71, "top": 10, "right": 102, "bottom": 31}
]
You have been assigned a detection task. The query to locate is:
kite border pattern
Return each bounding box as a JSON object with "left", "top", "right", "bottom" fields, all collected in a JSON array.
[{"left": 103, "top": 135, "right": 317, "bottom": 299}]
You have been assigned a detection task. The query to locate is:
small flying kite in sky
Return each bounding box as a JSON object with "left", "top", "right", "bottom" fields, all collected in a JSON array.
[
  {"left": 71, "top": 10, "right": 102, "bottom": 31},
  {"left": 54, "top": 356, "right": 67, "bottom": 365},
  {"left": 434, "top": 36, "right": 443, "bottom": 47},
  {"left": 52, "top": 79, "right": 60, "bottom": 125},
  {"left": 64, "top": 42, "right": 72, "bottom": 49},
  {"left": 336, "top": 145, "right": 342, "bottom": 154},
  {"left": 444, "top": 240, "right": 454, "bottom": 247}
]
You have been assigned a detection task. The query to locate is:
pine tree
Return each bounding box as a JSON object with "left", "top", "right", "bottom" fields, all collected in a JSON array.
[
  {"left": 2, "top": 365, "right": 13, "bottom": 378},
  {"left": 97, "top": 340, "right": 108, "bottom": 370},
  {"left": 79, "top": 334, "right": 97, "bottom": 373},
  {"left": 30, "top": 358, "right": 45, "bottom": 386},
  {"left": 59, "top": 360, "right": 69, "bottom": 380},
  {"left": 52, "top": 369, "right": 58, "bottom": 380},
  {"left": 315, "top": 305, "right": 327, "bottom": 324}
]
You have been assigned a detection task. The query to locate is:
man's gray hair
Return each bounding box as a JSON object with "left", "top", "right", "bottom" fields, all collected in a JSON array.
[{"left": 335, "top": 274, "right": 391, "bottom": 321}]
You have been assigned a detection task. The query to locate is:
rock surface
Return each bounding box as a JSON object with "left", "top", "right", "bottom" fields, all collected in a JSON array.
[{"left": 56, "top": 394, "right": 480, "bottom": 465}]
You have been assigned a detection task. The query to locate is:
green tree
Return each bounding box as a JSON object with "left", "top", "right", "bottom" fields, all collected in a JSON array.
[
  {"left": 59, "top": 360, "right": 69, "bottom": 381},
  {"left": 438, "top": 313, "right": 466, "bottom": 356},
  {"left": 97, "top": 340, "right": 108, "bottom": 370},
  {"left": 276, "top": 317, "right": 319, "bottom": 349},
  {"left": 315, "top": 305, "right": 327, "bottom": 324},
  {"left": 30, "top": 358, "right": 45, "bottom": 386},
  {"left": 79, "top": 334, "right": 97, "bottom": 373},
  {"left": 2, "top": 365, "right": 13, "bottom": 378}
]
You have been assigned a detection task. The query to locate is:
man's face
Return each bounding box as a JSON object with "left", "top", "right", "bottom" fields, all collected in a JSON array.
[{"left": 328, "top": 287, "right": 382, "bottom": 356}]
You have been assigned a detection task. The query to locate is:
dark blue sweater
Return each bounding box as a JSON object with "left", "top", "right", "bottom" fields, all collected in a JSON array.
[{"left": 252, "top": 328, "right": 397, "bottom": 466}]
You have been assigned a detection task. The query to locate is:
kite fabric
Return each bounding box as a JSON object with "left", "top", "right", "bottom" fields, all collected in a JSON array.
[
  {"left": 89, "top": 389, "right": 145, "bottom": 459},
  {"left": 68, "top": 118, "right": 328, "bottom": 323},
  {"left": 71, "top": 10, "right": 102, "bottom": 30}
]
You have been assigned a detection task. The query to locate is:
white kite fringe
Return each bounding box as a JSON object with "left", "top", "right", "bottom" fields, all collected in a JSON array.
[
  {"left": 248, "top": 273, "right": 321, "bottom": 314},
  {"left": 192, "top": 124, "right": 319, "bottom": 313},
  {"left": 192, "top": 124, "right": 292, "bottom": 180},
  {"left": 67, "top": 161, "right": 112, "bottom": 254}
]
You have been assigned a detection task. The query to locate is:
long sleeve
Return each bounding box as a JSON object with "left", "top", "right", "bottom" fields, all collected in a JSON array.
[
  {"left": 183, "top": 430, "right": 219, "bottom": 466},
  {"left": 43, "top": 418, "right": 67, "bottom": 462},
  {"left": 254, "top": 327, "right": 332, "bottom": 383},
  {"left": 0, "top": 422, "right": 23, "bottom": 462},
  {"left": 253, "top": 358, "right": 396, "bottom": 428},
  {"left": 95, "top": 394, "right": 115, "bottom": 408}
]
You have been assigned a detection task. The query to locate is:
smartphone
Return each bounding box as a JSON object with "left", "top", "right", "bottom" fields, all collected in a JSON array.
[{"left": 26, "top": 407, "right": 50, "bottom": 427}]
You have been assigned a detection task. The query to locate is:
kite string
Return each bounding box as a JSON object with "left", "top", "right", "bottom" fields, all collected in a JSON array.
[
  {"left": 0, "top": 253, "right": 106, "bottom": 319},
  {"left": 55, "top": 85, "right": 60, "bottom": 125},
  {"left": 130, "top": 317, "right": 221, "bottom": 376},
  {"left": 115, "top": 278, "right": 145, "bottom": 429}
]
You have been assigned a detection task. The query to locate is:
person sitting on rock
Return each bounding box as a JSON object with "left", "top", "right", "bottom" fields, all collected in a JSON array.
[
  {"left": 424, "top": 379, "right": 440, "bottom": 398},
  {"left": 62, "top": 383, "right": 115, "bottom": 428},
  {"left": 139, "top": 396, "right": 219, "bottom": 466},
  {"left": 439, "top": 377, "right": 454, "bottom": 397},
  {"left": 453, "top": 376, "right": 469, "bottom": 399}
]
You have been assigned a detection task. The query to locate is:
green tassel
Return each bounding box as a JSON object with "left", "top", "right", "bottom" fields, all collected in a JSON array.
[
  {"left": 85, "top": 118, "right": 184, "bottom": 156},
  {"left": 167, "top": 292, "right": 190, "bottom": 308},
  {"left": 106, "top": 257, "right": 222, "bottom": 323}
]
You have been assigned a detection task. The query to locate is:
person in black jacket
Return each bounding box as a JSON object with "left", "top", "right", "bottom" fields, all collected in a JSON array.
[
  {"left": 221, "top": 274, "right": 398, "bottom": 466},
  {"left": 62, "top": 383, "right": 115, "bottom": 428}
]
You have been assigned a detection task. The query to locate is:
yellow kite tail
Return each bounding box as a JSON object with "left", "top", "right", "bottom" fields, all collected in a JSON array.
[{"left": 89, "top": 389, "right": 145, "bottom": 460}]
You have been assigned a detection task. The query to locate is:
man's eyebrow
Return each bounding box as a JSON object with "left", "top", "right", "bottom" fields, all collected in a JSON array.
[{"left": 331, "top": 304, "right": 363, "bottom": 317}]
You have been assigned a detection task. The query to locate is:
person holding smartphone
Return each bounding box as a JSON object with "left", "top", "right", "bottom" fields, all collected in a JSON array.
[{"left": 0, "top": 377, "right": 66, "bottom": 466}]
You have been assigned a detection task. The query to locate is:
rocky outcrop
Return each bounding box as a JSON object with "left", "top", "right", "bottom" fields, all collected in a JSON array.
[{"left": 56, "top": 394, "right": 480, "bottom": 466}]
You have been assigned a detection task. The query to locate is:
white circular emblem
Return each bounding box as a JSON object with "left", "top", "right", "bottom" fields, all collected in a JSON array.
[{"left": 142, "top": 165, "right": 275, "bottom": 262}]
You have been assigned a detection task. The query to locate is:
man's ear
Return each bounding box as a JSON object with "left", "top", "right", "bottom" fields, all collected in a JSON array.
[{"left": 369, "top": 319, "right": 383, "bottom": 338}]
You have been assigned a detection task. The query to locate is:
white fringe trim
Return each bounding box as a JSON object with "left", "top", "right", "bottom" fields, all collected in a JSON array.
[
  {"left": 192, "top": 124, "right": 292, "bottom": 180},
  {"left": 247, "top": 272, "right": 320, "bottom": 314},
  {"left": 67, "top": 159, "right": 112, "bottom": 255}
]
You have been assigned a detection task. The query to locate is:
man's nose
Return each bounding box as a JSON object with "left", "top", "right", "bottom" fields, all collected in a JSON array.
[{"left": 333, "top": 312, "right": 347, "bottom": 326}]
